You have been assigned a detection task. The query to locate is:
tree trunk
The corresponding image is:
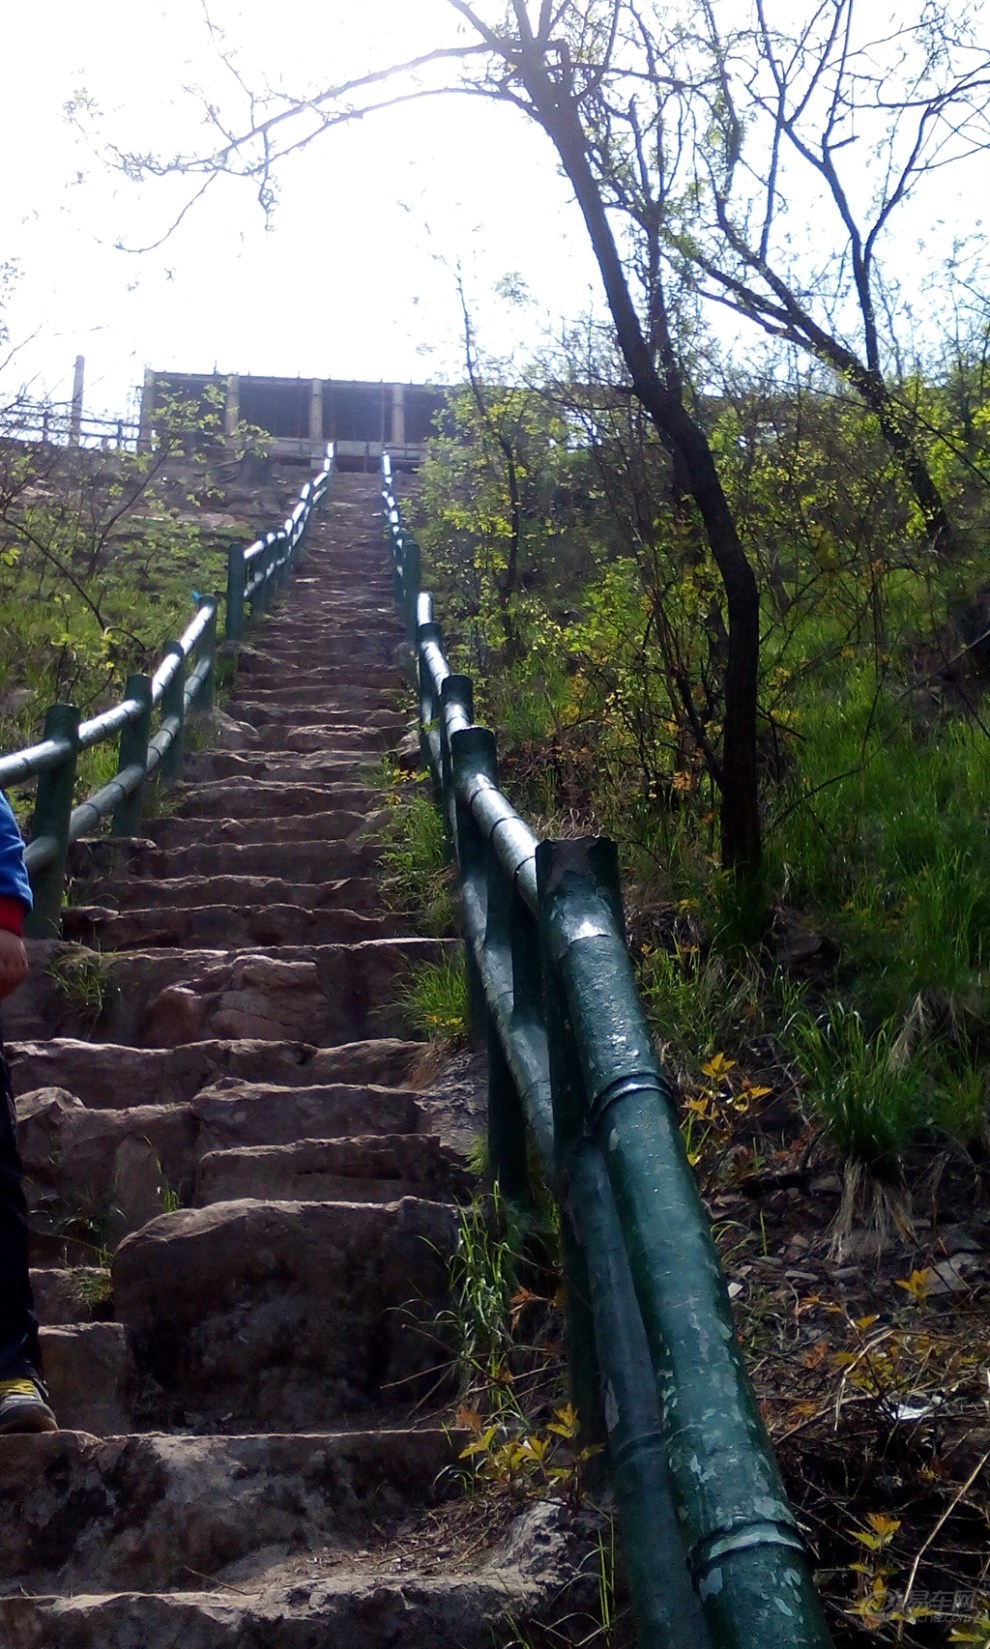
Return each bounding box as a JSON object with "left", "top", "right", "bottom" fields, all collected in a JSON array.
[{"left": 522, "top": 67, "right": 762, "bottom": 879}]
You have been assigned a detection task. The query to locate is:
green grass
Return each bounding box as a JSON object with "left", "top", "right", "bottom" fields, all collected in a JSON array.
[
  {"left": 377, "top": 783, "right": 457, "bottom": 935},
  {"left": 397, "top": 951, "right": 469, "bottom": 1041}
]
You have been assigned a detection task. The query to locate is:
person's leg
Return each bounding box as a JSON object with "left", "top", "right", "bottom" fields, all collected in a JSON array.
[{"left": 0, "top": 1030, "right": 55, "bottom": 1430}]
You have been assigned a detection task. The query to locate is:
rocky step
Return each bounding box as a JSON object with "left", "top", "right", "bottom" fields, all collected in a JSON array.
[
  {"left": 0, "top": 1570, "right": 561, "bottom": 1649},
  {"left": 39, "top": 1320, "right": 137, "bottom": 1433},
  {"left": 112, "top": 1196, "right": 456, "bottom": 1429},
  {"left": 143, "top": 808, "right": 380, "bottom": 848},
  {"left": 246, "top": 723, "right": 403, "bottom": 755},
  {"left": 61, "top": 901, "right": 408, "bottom": 952},
  {"left": 227, "top": 684, "right": 399, "bottom": 713},
  {"left": 20, "top": 1083, "right": 435, "bottom": 1237},
  {"left": 32, "top": 1264, "right": 113, "bottom": 1324},
  {"left": 238, "top": 633, "right": 400, "bottom": 668},
  {"left": 233, "top": 706, "right": 405, "bottom": 734},
  {"left": 12, "top": 937, "right": 451, "bottom": 1046},
  {"left": 233, "top": 657, "right": 404, "bottom": 690},
  {"left": 193, "top": 1134, "right": 468, "bottom": 1208},
  {"left": 73, "top": 873, "right": 389, "bottom": 916},
  {"left": 68, "top": 834, "right": 382, "bottom": 883},
  {"left": 182, "top": 750, "right": 398, "bottom": 784},
  {"left": 166, "top": 780, "right": 383, "bottom": 819},
  {"left": 0, "top": 1489, "right": 584, "bottom": 1649},
  {"left": 0, "top": 1427, "right": 455, "bottom": 1593},
  {"left": 8, "top": 1036, "right": 425, "bottom": 1108}
]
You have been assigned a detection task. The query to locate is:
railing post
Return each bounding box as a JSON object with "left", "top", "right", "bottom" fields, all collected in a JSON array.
[
  {"left": 225, "top": 542, "right": 246, "bottom": 643},
  {"left": 197, "top": 601, "right": 218, "bottom": 714},
  {"left": 111, "top": 674, "right": 153, "bottom": 837},
  {"left": 450, "top": 726, "right": 496, "bottom": 1047},
  {"left": 402, "top": 539, "right": 421, "bottom": 645},
  {"left": 25, "top": 704, "right": 80, "bottom": 938},
  {"left": 439, "top": 674, "right": 473, "bottom": 842},
  {"left": 536, "top": 838, "right": 608, "bottom": 1468},
  {"left": 159, "top": 646, "right": 186, "bottom": 781}
]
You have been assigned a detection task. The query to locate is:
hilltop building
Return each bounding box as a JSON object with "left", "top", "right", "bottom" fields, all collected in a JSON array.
[{"left": 139, "top": 371, "right": 446, "bottom": 468}]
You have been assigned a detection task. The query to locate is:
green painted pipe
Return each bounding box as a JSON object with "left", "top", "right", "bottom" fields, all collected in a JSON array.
[{"left": 537, "top": 839, "right": 834, "bottom": 1649}]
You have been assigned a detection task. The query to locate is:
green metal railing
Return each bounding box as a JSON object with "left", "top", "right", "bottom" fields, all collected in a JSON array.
[
  {"left": 381, "top": 454, "right": 834, "bottom": 1649},
  {"left": 1, "top": 445, "right": 334, "bottom": 937}
]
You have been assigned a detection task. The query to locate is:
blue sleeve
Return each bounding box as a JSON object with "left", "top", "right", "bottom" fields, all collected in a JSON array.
[{"left": 0, "top": 790, "right": 33, "bottom": 912}]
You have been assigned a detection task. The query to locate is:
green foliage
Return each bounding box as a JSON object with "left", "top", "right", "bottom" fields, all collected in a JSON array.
[
  {"left": 376, "top": 774, "right": 456, "bottom": 935},
  {"left": 0, "top": 391, "right": 241, "bottom": 761},
  {"left": 414, "top": 337, "right": 990, "bottom": 1175},
  {"left": 46, "top": 946, "right": 114, "bottom": 1027},
  {"left": 397, "top": 951, "right": 468, "bottom": 1042}
]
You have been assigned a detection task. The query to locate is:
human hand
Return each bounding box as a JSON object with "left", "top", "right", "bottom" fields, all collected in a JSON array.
[{"left": 0, "top": 929, "right": 29, "bottom": 1000}]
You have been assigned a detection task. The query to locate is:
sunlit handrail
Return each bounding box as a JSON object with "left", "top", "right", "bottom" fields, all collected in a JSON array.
[{"left": 381, "top": 454, "right": 834, "bottom": 1649}]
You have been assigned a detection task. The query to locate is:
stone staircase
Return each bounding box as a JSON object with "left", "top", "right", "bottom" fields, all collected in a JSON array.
[{"left": 0, "top": 472, "right": 588, "bottom": 1648}]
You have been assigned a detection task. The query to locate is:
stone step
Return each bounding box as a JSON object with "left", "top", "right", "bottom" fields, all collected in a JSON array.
[
  {"left": 40, "top": 1320, "right": 138, "bottom": 1433},
  {"left": 74, "top": 835, "right": 382, "bottom": 883},
  {"left": 13, "top": 936, "right": 450, "bottom": 1046},
  {"left": 233, "top": 640, "right": 399, "bottom": 673},
  {"left": 145, "top": 809, "right": 379, "bottom": 848},
  {"left": 20, "top": 1082, "right": 431, "bottom": 1238},
  {"left": 193, "top": 1134, "right": 466, "bottom": 1208},
  {"left": 72, "top": 867, "right": 386, "bottom": 915},
  {"left": 31, "top": 1264, "right": 113, "bottom": 1324},
  {"left": 0, "top": 1427, "right": 455, "bottom": 1593},
  {"left": 8, "top": 1036, "right": 425, "bottom": 1108},
  {"left": 228, "top": 684, "right": 398, "bottom": 711},
  {"left": 184, "top": 749, "right": 395, "bottom": 784},
  {"left": 248, "top": 723, "right": 400, "bottom": 755},
  {"left": 0, "top": 1575, "right": 546, "bottom": 1649},
  {"left": 234, "top": 705, "right": 405, "bottom": 733},
  {"left": 234, "top": 657, "right": 403, "bottom": 690},
  {"left": 167, "top": 780, "right": 381, "bottom": 819},
  {"left": 61, "top": 901, "right": 407, "bottom": 952},
  {"left": 112, "top": 1196, "right": 456, "bottom": 1429}
]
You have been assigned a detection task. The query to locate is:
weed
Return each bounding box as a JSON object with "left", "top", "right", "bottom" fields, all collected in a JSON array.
[
  {"left": 398, "top": 951, "right": 468, "bottom": 1042},
  {"left": 68, "top": 1267, "right": 114, "bottom": 1315},
  {"left": 47, "top": 946, "right": 114, "bottom": 1026},
  {"left": 377, "top": 784, "right": 456, "bottom": 935},
  {"left": 154, "top": 1156, "right": 182, "bottom": 1214}
]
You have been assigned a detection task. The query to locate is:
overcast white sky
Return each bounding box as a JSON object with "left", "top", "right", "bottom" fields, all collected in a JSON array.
[
  {"left": 2, "top": 2, "right": 987, "bottom": 423},
  {"left": 1, "top": 2, "right": 602, "bottom": 418}
]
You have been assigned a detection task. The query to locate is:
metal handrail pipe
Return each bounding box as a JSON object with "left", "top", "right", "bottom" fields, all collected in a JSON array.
[
  {"left": 539, "top": 844, "right": 833, "bottom": 1649},
  {"left": 420, "top": 637, "right": 450, "bottom": 698},
  {"left": 68, "top": 761, "right": 145, "bottom": 843},
  {"left": 460, "top": 882, "right": 555, "bottom": 1174},
  {"left": 417, "top": 592, "right": 434, "bottom": 627},
  {"left": 185, "top": 652, "right": 213, "bottom": 707},
  {"left": 458, "top": 771, "right": 539, "bottom": 914},
  {"left": 569, "top": 1136, "right": 712, "bottom": 1649},
  {"left": 23, "top": 833, "right": 58, "bottom": 875},
  {"left": 243, "top": 537, "right": 267, "bottom": 565},
  {"left": 77, "top": 697, "right": 143, "bottom": 752},
  {"left": 0, "top": 737, "right": 72, "bottom": 789},
  {"left": 147, "top": 714, "right": 180, "bottom": 769},
  {"left": 150, "top": 604, "right": 216, "bottom": 704}
]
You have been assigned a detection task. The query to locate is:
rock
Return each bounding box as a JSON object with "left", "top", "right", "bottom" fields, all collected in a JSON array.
[
  {"left": 147, "top": 985, "right": 207, "bottom": 1046},
  {"left": 31, "top": 1266, "right": 112, "bottom": 1324},
  {"left": 112, "top": 1197, "right": 456, "bottom": 1429},
  {"left": 204, "top": 709, "right": 261, "bottom": 750},
  {"left": 394, "top": 730, "right": 422, "bottom": 771},
  {"left": 206, "top": 956, "right": 328, "bottom": 1042},
  {"left": 40, "top": 1322, "right": 137, "bottom": 1433},
  {"left": 0, "top": 1428, "right": 452, "bottom": 1592}
]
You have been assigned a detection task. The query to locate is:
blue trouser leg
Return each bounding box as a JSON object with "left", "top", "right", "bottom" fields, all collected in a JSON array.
[{"left": 0, "top": 1029, "right": 42, "bottom": 1380}]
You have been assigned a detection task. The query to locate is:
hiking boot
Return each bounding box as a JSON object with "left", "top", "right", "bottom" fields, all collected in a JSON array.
[{"left": 0, "top": 1377, "right": 58, "bottom": 1435}]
